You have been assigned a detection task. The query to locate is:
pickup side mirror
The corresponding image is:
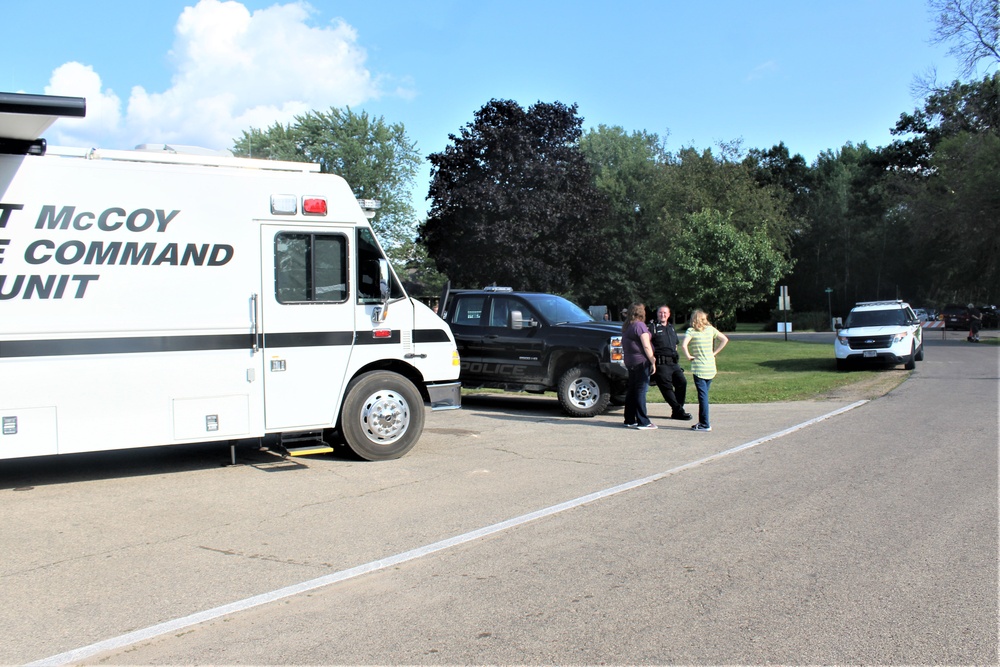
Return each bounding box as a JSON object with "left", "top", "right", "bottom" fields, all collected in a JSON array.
[
  {"left": 510, "top": 310, "right": 539, "bottom": 330},
  {"left": 510, "top": 310, "right": 524, "bottom": 330}
]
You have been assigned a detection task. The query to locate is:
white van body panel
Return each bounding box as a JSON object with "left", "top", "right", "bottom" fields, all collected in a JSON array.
[{"left": 0, "top": 124, "right": 459, "bottom": 461}]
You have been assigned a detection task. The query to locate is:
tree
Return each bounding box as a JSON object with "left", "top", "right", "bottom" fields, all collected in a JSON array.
[
  {"left": 657, "top": 145, "right": 797, "bottom": 254},
  {"left": 902, "top": 131, "right": 1000, "bottom": 301},
  {"left": 654, "top": 209, "right": 792, "bottom": 327},
  {"left": 386, "top": 237, "right": 448, "bottom": 300},
  {"left": 420, "top": 99, "right": 606, "bottom": 293},
  {"left": 578, "top": 125, "right": 668, "bottom": 307},
  {"left": 879, "top": 72, "right": 1000, "bottom": 303},
  {"left": 888, "top": 72, "right": 1000, "bottom": 170},
  {"left": 233, "top": 107, "right": 421, "bottom": 248},
  {"left": 746, "top": 142, "right": 811, "bottom": 223},
  {"left": 929, "top": 0, "right": 999, "bottom": 78}
]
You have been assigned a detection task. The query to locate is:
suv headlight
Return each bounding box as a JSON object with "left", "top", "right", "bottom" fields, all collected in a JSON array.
[
  {"left": 836, "top": 335, "right": 848, "bottom": 345},
  {"left": 891, "top": 332, "right": 909, "bottom": 343}
]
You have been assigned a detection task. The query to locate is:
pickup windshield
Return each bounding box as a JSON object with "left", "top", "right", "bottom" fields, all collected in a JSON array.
[{"left": 522, "top": 294, "right": 594, "bottom": 325}]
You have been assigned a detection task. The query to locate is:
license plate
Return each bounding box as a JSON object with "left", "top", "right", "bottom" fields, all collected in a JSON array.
[{"left": 863, "top": 350, "right": 876, "bottom": 358}]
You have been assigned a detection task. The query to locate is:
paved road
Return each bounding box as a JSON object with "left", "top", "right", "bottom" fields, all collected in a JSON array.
[{"left": 2, "top": 335, "right": 996, "bottom": 665}]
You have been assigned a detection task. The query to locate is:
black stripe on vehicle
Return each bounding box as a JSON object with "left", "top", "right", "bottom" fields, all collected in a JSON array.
[
  {"left": 414, "top": 328, "right": 450, "bottom": 343},
  {"left": 0, "top": 334, "right": 253, "bottom": 358},
  {"left": 0, "top": 331, "right": 359, "bottom": 359},
  {"left": 264, "top": 331, "right": 354, "bottom": 348}
]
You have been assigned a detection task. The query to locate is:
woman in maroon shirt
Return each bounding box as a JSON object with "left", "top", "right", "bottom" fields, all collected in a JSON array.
[{"left": 621, "top": 303, "right": 658, "bottom": 429}]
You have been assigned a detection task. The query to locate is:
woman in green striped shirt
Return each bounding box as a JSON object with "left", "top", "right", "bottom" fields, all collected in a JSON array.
[{"left": 681, "top": 309, "right": 729, "bottom": 432}]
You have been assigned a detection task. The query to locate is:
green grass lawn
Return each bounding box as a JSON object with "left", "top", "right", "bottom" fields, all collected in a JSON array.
[
  {"left": 663, "top": 338, "right": 890, "bottom": 404},
  {"left": 462, "top": 338, "right": 901, "bottom": 405}
]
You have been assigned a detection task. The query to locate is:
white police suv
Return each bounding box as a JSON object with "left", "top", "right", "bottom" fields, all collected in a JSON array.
[{"left": 835, "top": 300, "right": 924, "bottom": 371}]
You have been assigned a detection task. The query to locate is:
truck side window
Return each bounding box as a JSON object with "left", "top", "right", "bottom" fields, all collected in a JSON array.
[
  {"left": 450, "top": 297, "right": 485, "bottom": 326},
  {"left": 275, "top": 232, "right": 347, "bottom": 303},
  {"left": 488, "top": 297, "right": 515, "bottom": 328},
  {"left": 357, "top": 227, "right": 403, "bottom": 304}
]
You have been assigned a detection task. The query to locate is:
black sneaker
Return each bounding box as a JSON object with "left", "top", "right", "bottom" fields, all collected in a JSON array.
[{"left": 671, "top": 411, "right": 693, "bottom": 421}]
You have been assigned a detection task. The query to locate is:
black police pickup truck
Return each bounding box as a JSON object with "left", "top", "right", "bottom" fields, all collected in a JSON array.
[{"left": 440, "top": 286, "right": 627, "bottom": 417}]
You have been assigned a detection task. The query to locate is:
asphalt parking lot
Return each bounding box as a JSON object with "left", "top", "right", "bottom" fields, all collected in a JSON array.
[{"left": 3, "top": 331, "right": 996, "bottom": 665}]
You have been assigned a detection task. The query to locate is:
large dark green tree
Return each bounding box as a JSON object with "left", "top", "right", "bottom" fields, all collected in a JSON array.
[
  {"left": 232, "top": 107, "right": 422, "bottom": 249},
  {"left": 878, "top": 72, "right": 1000, "bottom": 303},
  {"left": 420, "top": 99, "right": 606, "bottom": 293},
  {"left": 659, "top": 209, "right": 792, "bottom": 325},
  {"left": 657, "top": 145, "right": 797, "bottom": 253},
  {"left": 578, "top": 125, "right": 668, "bottom": 308},
  {"left": 639, "top": 144, "right": 796, "bottom": 324}
]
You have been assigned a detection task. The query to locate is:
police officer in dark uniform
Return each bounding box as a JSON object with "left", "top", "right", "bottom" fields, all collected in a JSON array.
[{"left": 650, "top": 305, "right": 692, "bottom": 420}]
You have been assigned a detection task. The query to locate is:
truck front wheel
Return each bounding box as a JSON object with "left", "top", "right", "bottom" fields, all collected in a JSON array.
[
  {"left": 341, "top": 371, "right": 424, "bottom": 460},
  {"left": 557, "top": 364, "right": 611, "bottom": 417}
]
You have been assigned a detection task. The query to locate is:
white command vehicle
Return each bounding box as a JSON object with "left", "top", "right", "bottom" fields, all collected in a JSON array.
[
  {"left": 834, "top": 300, "right": 924, "bottom": 371},
  {"left": 0, "top": 92, "right": 460, "bottom": 462}
]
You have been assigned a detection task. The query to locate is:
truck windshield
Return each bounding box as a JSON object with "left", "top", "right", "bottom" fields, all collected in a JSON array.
[
  {"left": 523, "top": 295, "right": 594, "bottom": 325},
  {"left": 846, "top": 310, "right": 906, "bottom": 327}
]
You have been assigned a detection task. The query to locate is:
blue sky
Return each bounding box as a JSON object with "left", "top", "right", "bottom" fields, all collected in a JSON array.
[{"left": 1, "top": 0, "right": 962, "bottom": 215}]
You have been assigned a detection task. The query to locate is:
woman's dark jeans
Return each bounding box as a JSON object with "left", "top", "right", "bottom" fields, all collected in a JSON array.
[
  {"left": 624, "top": 362, "right": 652, "bottom": 426},
  {"left": 693, "top": 375, "right": 712, "bottom": 428}
]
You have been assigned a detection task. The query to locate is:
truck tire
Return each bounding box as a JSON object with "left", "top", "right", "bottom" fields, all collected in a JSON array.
[
  {"left": 341, "top": 371, "right": 424, "bottom": 461},
  {"left": 557, "top": 364, "right": 611, "bottom": 417}
]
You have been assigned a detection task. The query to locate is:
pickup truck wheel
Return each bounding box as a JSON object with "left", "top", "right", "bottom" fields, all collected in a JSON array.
[
  {"left": 341, "top": 371, "right": 424, "bottom": 461},
  {"left": 557, "top": 365, "right": 611, "bottom": 417}
]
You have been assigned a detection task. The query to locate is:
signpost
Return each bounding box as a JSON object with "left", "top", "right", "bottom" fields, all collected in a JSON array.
[
  {"left": 778, "top": 285, "right": 790, "bottom": 340},
  {"left": 825, "top": 287, "right": 834, "bottom": 330}
]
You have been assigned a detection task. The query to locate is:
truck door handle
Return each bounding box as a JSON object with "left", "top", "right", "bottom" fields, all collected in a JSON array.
[{"left": 251, "top": 293, "right": 259, "bottom": 352}]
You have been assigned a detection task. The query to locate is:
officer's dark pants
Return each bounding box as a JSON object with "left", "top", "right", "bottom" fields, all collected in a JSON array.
[{"left": 652, "top": 362, "right": 687, "bottom": 414}]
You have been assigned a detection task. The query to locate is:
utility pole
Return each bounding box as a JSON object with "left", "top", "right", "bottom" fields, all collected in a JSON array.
[{"left": 825, "top": 287, "right": 833, "bottom": 330}]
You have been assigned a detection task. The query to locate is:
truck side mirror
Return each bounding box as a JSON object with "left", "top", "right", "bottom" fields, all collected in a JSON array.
[
  {"left": 378, "top": 258, "right": 390, "bottom": 303},
  {"left": 510, "top": 310, "right": 524, "bottom": 330}
]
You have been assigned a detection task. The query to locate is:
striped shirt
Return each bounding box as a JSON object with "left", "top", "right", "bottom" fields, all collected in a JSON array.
[{"left": 685, "top": 325, "right": 721, "bottom": 379}]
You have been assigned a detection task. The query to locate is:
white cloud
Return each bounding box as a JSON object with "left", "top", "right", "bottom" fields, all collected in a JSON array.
[
  {"left": 44, "top": 62, "right": 123, "bottom": 146},
  {"left": 746, "top": 60, "right": 779, "bottom": 82},
  {"left": 44, "top": 0, "right": 381, "bottom": 150}
]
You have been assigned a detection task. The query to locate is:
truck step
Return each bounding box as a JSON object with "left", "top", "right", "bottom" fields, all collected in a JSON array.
[
  {"left": 284, "top": 444, "right": 335, "bottom": 457},
  {"left": 279, "top": 431, "right": 333, "bottom": 456}
]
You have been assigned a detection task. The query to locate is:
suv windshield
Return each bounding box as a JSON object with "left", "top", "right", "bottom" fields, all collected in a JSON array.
[
  {"left": 846, "top": 309, "right": 907, "bottom": 327},
  {"left": 522, "top": 294, "right": 594, "bottom": 325}
]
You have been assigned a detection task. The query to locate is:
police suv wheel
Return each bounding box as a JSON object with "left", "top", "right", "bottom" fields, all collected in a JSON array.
[
  {"left": 341, "top": 371, "right": 424, "bottom": 461},
  {"left": 557, "top": 364, "right": 611, "bottom": 417}
]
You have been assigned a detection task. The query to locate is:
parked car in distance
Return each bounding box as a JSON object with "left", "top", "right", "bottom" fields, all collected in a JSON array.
[
  {"left": 834, "top": 300, "right": 923, "bottom": 371},
  {"left": 913, "top": 308, "right": 932, "bottom": 322},
  {"left": 941, "top": 304, "right": 970, "bottom": 330}
]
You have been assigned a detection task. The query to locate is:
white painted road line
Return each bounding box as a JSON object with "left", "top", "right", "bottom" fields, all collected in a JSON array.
[{"left": 29, "top": 400, "right": 868, "bottom": 666}]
